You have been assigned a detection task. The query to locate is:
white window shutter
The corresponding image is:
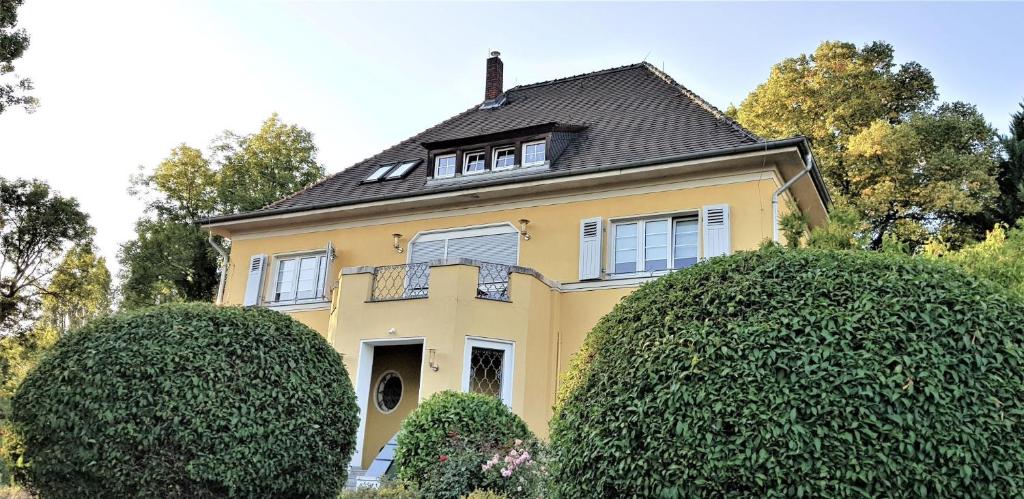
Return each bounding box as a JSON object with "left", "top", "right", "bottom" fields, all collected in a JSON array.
[
  {"left": 578, "top": 217, "right": 603, "bottom": 280},
  {"left": 243, "top": 254, "right": 267, "bottom": 306},
  {"left": 702, "top": 205, "right": 731, "bottom": 259}
]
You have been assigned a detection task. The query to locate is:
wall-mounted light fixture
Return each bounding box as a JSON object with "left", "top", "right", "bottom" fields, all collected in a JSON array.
[
  {"left": 392, "top": 233, "right": 404, "bottom": 253},
  {"left": 518, "top": 219, "right": 531, "bottom": 241},
  {"left": 428, "top": 348, "right": 439, "bottom": 372}
]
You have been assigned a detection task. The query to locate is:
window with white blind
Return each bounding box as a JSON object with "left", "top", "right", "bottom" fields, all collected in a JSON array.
[
  {"left": 406, "top": 224, "right": 520, "bottom": 296},
  {"left": 270, "top": 253, "right": 329, "bottom": 304},
  {"left": 612, "top": 214, "right": 699, "bottom": 274},
  {"left": 408, "top": 225, "right": 519, "bottom": 265}
]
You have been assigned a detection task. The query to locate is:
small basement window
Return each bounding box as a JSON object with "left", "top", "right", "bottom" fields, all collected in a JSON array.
[
  {"left": 493, "top": 147, "right": 516, "bottom": 170},
  {"left": 463, "top": 151, "right": 486, "bottom": 175},
  {"left": 364, "top": 165, "right": 393, "bottom": 182},
  {"left": 386, "top": 160, "right": 419, "bottom": 180},
  {"left": 522, "top": 140, "right": 546, "bottom": 166},
  {"left": 435, "top": 154, "right": 456, "bottom": 178}
]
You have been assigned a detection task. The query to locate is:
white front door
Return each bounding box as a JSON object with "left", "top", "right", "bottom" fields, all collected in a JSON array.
[{"left": 461, "top": 337, "right": 514, "bottom": 406}]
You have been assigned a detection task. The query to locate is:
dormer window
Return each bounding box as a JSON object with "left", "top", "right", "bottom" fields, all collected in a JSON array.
[
  {"left": 435, "top": 154, "right": 456, "bottom": 178},
  {"left": 463, "top": 151, "right": 486, "bottom": 175},
  {"left": 493, "top": 147, "right": 516, "bottom": 170},
  {"left": 523, "top": 140, "right": 546, "bottom": 166}
]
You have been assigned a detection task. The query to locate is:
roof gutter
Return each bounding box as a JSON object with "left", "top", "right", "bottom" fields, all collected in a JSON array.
[
  {"left": 201, "top": 136, "right": 830, "bottom": 227},
  {"left": 773, "top": 149, "right": 814, "bottom": 243}
]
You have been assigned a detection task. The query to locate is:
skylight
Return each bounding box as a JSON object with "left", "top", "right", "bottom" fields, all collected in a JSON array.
[
  {"left": 365, "top": 165, "right": 393, "bottom": 182},
  {"left": 386, "top": 160, "right": 419, "bottom": 179}
]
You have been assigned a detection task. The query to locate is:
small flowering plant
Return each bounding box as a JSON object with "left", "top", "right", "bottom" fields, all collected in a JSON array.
[{"left": 479, "top": 439, "right": 548, "bottom": 498}]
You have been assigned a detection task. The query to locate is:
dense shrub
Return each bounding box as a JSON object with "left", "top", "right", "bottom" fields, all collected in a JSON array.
[
  {"left": 551, "top": 247, "right": 1024, "bottom": 497},
  {"left": 11, "top": 303, "right": 359, "bottom": 499},
  {"left": 394, "top": 391, "right": 538, "bottom": 498}
]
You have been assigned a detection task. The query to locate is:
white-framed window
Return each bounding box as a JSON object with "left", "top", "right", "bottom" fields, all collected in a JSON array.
[
  {"left": 461, "top": 337, "right": 514, "bottom": 406},
  {"left": 612, "top": 214, "right": 699, "bottom": 274},
  {"left": 492, "top": 146, "right": 516, "bottom": 170},
  {"left": 522, "top": 140, "right": 546, "bottom": 166},
  {"left": 463, "top": 151, "right": 486, "bottom": 175},
  {"left": 270, "top": 252, "right": 329, "bottom": 303},
  {"left": 434, "top": 154, "right": 456, "bottom": 178}
]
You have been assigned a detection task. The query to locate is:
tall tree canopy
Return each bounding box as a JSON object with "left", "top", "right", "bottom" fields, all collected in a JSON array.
[
  {"left": 119, "top": 114, "right": 325, "bottom": 309},
  {"left": 0, "top": 0, "right": 37, "bottom": 114},
  {"left": 962, "top": 101, "right": 1024, "bottom": 233},
  {"left": 35, "top": 245, "right": 111, "bottom": 335},
  {"left": 732, "top": 41, "right": 1000, "bottom": 248},
  {"left": 0, "top": 177, "right": 93, "bottom": 336}
]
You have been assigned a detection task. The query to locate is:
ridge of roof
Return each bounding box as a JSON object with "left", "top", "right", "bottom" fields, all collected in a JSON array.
[
  {"left": 639, "top": 61, "right": 761, "bottom": 143},
  {"left": 506, "top": 62, "right": 647, "bottom": 92}
]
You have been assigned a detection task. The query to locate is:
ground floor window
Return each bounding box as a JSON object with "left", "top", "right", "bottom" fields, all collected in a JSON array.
[
  {"left": 612, "top": 213, "right": 699, "bottom": 274},
  {"left": 461, "top": 337, "right": 514, "bottom": 406}
]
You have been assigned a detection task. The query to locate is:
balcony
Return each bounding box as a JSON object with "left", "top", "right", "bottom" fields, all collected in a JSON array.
[{"left": 366, "top": 260, "right": 516, "bottom": 302}]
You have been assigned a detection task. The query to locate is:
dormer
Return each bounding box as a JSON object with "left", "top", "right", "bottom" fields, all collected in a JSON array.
[{"left": 421, "top": 122, "right": 585, "bottom": 182}]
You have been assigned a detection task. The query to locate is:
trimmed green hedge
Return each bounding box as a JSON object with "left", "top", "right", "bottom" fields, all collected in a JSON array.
[
  {"left": 394, "top": 391, "right": 535, "bottom": 498},
  {"left": 11, "top": 303, "right": 358, "bottom": 499},
  {"left": 550, "top": 247, "right": 1024, "bottom": 497}
]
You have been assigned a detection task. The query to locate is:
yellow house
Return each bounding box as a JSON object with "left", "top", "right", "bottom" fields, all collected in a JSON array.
[{"left": 201, "top": 53, "right": 830, "bottom": 476}]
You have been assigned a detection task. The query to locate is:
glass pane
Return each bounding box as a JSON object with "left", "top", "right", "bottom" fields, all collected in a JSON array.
[
  {"left": 295, "top": 256, "right": 319, "bottom": 299},
  {"left": 524, "top": 143, "right": 545, "bottom": 164},
  {"left": 494, "top": 149, "right": 515, "bottom": 169},
  {"left": 465, "top": 152, "right": 485, "bottom": 173},
  {"left": 316, "top": 255, "right": 328, "bottom": 299},
  {"left": 673, "top": 217, "right": 699, "bottom": 269},
  {"left": 436, "top": 156, "right": 455, "bottom": 178},
  {"left": 274, "top": 259, "right": 297, "bottom": 301},
  {"left": 614, "top": 223, "right": 638, "bottom": 273},
  {"left": 644, "top": 220, "right": 669, "bottom": 271},
  {"left": 469, "top": 347, "right": 503, "bottom": 397}
]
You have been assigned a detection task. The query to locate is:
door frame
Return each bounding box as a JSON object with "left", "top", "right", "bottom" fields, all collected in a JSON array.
[
  {"left": 351, "top": 337, "right": 425, "bottom": 469},
  {"left": 461, "top": 336, "right": 515, "bottom": 407}
]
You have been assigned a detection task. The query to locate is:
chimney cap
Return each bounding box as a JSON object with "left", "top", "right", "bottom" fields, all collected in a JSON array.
[{"left": 489, "top": 50, "right": 501, "bottom": 58}]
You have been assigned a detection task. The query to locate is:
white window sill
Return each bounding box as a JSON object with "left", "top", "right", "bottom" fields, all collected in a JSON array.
[{"left": 263, "top": 300, "right": 331, "bottom": 312}]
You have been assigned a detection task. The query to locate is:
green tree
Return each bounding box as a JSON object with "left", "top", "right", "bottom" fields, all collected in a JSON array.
[
  {"left": 844, "top": 103, "right": 1000, "bottom": 247},
  {"left": 963, "top": 101, "right": 1024, "bottom": 234},
  {"left": 118, "top": 115, "right": 325, "bottom": 309},
  {"left": 924, "top": 222, "right": 1024, "bottom": 299},
  {"left": 733, "top": 41, "right": 999, "bottom": 248},
  {"left": 36, "top": 246, "right": 111, "bottom": 335},
  {"left": 0, "top": 0, "right": 37, "bottom": 114},
  {"left": 0, "top": 178, "right": 93, "bottom": 336},
  {"left": 214, "top": 113, "right": 325, "bottom": 213},
  {"left": 118, "top": 220, "right": 218, "bottom": 309}
]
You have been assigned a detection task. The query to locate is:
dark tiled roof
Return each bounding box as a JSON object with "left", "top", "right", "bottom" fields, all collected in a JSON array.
[{"left": 214, "top": 62, "right": 763, "bottom": 221}]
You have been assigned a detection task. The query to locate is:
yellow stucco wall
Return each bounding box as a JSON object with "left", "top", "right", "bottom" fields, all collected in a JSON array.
[{"left": 215, "top": 168, "right": 807, "bottom": 456}]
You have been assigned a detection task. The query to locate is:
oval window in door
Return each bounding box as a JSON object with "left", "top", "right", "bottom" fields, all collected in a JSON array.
[{"left": 375, "top": 371, "right": 403, "bottom": 413}]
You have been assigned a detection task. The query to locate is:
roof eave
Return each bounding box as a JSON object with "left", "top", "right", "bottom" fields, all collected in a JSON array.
[{"left": 200, "top": 137, "right": 830, "bottom": 228}]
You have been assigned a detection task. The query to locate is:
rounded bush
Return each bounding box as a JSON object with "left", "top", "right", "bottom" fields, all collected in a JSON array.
[
  {"left": 11, "top": 303, "right": 358, "bottom": 499},
  {"left": 551, "top": 247, "right": 1024, "bottom": 497},
  {"left": 395, "top": 391, "right": 535, "bottom": 498}
]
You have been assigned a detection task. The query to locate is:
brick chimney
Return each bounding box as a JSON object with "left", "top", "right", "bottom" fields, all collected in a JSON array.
[{"left": 485, "top": 51, "right": 503, "bottom": 101}]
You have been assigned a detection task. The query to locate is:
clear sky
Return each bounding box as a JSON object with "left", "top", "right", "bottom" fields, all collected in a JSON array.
[{"left": 1, "top": 1, "right": 1021, "bottom": 277}]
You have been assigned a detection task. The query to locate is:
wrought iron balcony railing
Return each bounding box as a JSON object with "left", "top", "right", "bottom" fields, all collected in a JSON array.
[
  {"left": 369, "top": 263, "right": 430, "bottom": 301},
  {"left": 476, "top": 262, "right": 512, "bottom": 302}
]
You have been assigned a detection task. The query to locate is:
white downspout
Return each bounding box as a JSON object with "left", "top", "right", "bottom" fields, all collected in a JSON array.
[
  {"left": 208, "top": 234, "right": 229, "bottom": 305},
  {"left": 772, "top": 152, "right": 815, "bottom": 242}
]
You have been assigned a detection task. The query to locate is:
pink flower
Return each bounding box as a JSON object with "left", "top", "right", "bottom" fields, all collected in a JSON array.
[
  {"left": 439, "top": 455, "right": 448, "bottom": 463},
  {"left": 501, "top": 467, "right": 513, "bottom": 478}
]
